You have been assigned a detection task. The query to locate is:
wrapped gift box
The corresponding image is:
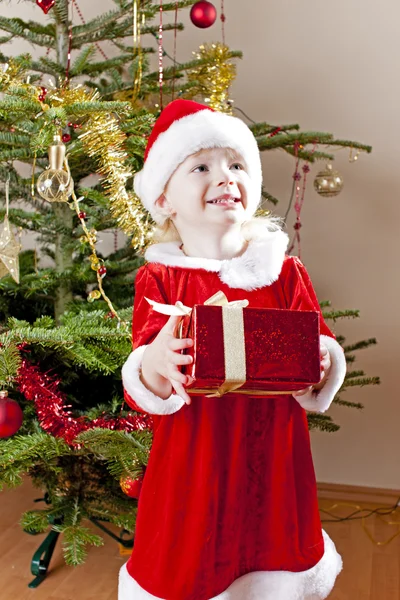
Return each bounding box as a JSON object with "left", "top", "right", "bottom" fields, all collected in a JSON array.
[{"left": 179, "top": 305, "right": 321, "bottom": 396}]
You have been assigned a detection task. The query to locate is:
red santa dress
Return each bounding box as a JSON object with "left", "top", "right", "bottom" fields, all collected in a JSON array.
[{"left": 119, "top": 228, "right": 346, "bottom": 600}]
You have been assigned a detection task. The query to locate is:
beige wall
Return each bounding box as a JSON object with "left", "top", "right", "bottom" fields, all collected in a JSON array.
[{"left": 3, "top": 1, "right": 399, "bottom": 488}]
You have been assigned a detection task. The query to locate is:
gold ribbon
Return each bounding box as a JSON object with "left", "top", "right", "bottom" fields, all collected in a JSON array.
[{"left": 145, "top": 292, "right": 249, "bottom": 397}]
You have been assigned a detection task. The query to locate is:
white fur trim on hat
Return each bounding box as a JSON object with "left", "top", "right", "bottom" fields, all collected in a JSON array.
[
  {"left": 121, "top": 345, "right": 185, "bottom": 415},
  {"left": 118, "top": 530, "right": 342, "bottom": 600},
  {"left": 292, "top": 335, "right": 346, "bottom": 413},
  {"left": 134, "top": 110, "right": 262, "bottom": 224}
]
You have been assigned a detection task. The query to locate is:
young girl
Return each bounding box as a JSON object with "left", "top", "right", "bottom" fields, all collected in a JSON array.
[{"left": 119, "top": 99, "right": 346, "bottom": 600}]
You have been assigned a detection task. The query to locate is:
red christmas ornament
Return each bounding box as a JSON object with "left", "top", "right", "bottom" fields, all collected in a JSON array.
[
  {"left": 36, "top": 0, "right": 55, "bottom": 15},
  {"left": 0, "top": 391, "right": 23, "bottom": 438},
  {"left": 68, "top": 122, "right": 74, "bottom": 128},
  {"left": 190, "top": 1, "right": 217, "bottom": 28},
  {"left": 40, "top": 86, "right": 48, "bottom": 98},
  {"left": 98, "top": 265, "right": 107, "bottom": 278},
  {"left": 78, "top": 211, "right": 87, "bottom": 220},
  {"left": 62, "top": 133, "right": 71, "bottom": 143},
  {"left": 120, "top": 474, "right": 144, "bottom": 498},
  {"left": 73, "top": 123, "right": 81, "bottom": 130},
  {"left": 38, "top": 94, "right": 45, "bottom": 102}
]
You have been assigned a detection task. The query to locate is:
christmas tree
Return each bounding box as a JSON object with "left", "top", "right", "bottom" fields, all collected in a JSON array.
[{"left": 0, "top": 0, "right": 379, "bottom": 576}]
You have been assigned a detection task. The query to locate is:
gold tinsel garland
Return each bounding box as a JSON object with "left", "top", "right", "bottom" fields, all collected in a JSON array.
[
  {"left": 187, "top": 43, "right": 237, "bottom": 113},
  {"left": 78, "top": 110, "right": 154, "bottom": 250}
]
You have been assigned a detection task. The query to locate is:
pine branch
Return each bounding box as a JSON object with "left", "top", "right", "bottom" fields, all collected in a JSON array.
[
  {"left": 343, "top": 339, "right": 377, "bottom": 353},
  {"left": 341, "top": 376, "right": 380, "bottom": 388},
  {"left": 0, "top": 339, "right": 22, "bottom": 385},
  {"left": 261, "top": 189, "right": 279, "bottom": 205},
  {"left": 0, "top": 17, "right": 54, "bottom": 47},
  {"left": 333, "top": 397, "right": 364, "bottom": 410},
  {"left": 344, "top": 370, "right": 365, "bottom": 379},
  {"left": 256, "top": 132, "right": 334, "bottom": 151},
  {"left": 307, "top": 413, "right": 340, "bottom": 433},
  {"left": 322, "top": 309, "right": 360, "bottom": 322}
]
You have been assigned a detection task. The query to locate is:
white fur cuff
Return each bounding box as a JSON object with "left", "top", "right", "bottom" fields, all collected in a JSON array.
[
  {"left": 292, "top": 335, "right": 346, "bottom": 413},
  {"left": 121, "top": 345, "right": 185, "bottom": 415}
]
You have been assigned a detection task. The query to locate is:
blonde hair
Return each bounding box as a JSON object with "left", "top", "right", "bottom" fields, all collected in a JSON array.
[{"left": 152, "top": 213, "right": 283, "bottom": 245}]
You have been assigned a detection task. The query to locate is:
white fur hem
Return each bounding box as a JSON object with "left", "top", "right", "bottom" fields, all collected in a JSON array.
[
  {"left": 121, "top": 345, "right": 185, "bottom": 415},
  {"left": 134, "top": 109, "right": 262, "bottom": 225},
  {"left": 145, "top": 229, "right": 289, "bottom": 291},
  {"left": 118, "top": 530, "right": 342, "bottom": 600},
  {"left": 292, "top": 335, "right": 346, "bottom": 413}
]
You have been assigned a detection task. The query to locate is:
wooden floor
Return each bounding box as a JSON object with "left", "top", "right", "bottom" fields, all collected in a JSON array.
[{"left": 1, "top": 477, "right": 399, "bottom": 599}]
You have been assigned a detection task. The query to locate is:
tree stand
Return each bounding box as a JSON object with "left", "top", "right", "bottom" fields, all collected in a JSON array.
[{"left": 25, "top": 494, "right": 134, "bottom": 588}]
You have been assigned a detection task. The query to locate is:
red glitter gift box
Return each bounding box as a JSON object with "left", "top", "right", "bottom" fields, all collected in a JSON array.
[{"left": 179, "top": 304, "right": 321, "bottom": 396}]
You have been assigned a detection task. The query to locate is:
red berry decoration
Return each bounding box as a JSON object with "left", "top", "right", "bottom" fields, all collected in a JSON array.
[
  {"left": 120, "top": 474, "right": 144, "bottom": 498},
  {"left": 40, "top": 86, "right": 48, "bottom": 98},
  {"left": 0, "top": 391, "right": 23, "bottom": 438},
  {"left": 78, "top": 211, "right": 87, "bottom": 220},
  {"left": 36, "top": 0, "right": 55, "bottom": 15},
  {"left": 98, "top": 266, "right": 107, "bottom": 278},
  {"left": 68, "top": 122, "right": 73, "bottom": 128},
  {"left": 62, "top": 133, "right": 71, "bottom": 143},
  {"left": 38, "top": 94, "right": 44, "bottom": 102},
  {"left": 190, "top": 1, "right": 217, "bottom": 28},
  {"left": 73, "top": 123, "right": 81, "bottom": 130}
]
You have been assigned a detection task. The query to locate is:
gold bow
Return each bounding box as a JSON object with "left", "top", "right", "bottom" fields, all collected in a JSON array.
[{"left": 145, "top": 292, "right": 249, "bottom": 397}]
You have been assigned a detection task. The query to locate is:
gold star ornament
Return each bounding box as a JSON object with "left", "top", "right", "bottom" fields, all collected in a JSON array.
[{"left": 0, "top": 215, "right": 21, "bottom": 284}]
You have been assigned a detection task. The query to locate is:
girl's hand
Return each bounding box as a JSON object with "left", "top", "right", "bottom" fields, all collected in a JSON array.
[
  {"left": 295, "top": 343, "right": 331, "bottom": 396},
  {"left": 142, "top": 308, "right": 194, "bottom": 405}
]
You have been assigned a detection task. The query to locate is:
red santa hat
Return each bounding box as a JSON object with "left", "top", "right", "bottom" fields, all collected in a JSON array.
[{"left": 134, "top": 99, "right": 263, "bottom": 225}]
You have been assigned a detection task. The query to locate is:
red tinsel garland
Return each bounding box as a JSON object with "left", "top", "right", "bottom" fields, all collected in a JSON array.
[{"left": 17, "top": 358, "right": 152, "bottom": 447}]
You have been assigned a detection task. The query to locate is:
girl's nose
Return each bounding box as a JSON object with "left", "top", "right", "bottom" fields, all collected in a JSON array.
[{"left": 216, "top": 170, "right": 234, "bottom": 186}]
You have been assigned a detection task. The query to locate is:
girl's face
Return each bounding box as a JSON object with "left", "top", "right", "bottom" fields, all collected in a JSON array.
[{"left": 158, "top": 147, "right": 259, "bottom": 231}]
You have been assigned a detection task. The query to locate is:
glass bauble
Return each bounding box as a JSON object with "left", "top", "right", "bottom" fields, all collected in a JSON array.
[
  {"left": 313, "top": 164, "right": 344, "bottom": 197},
  {"left": 36, "top": 169, "right": 74, "bottom": 203}
]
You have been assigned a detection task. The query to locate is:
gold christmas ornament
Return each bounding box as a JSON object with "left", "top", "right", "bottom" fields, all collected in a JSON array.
[
  {"left": 0, "top": 179, "right": 22, "bottom": 284},
  {"left": 313, "top": 164, "right": 344, "bottom": 197},
  {"left": 36, "top": 135, "right": 74, "bottom": 203}
]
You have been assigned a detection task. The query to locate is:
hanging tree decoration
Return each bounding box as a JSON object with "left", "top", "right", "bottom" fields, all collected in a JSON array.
[
  {"left": 36, "top": 0, "right": 55, "bottom": 15},
  {"left": 187, "top": 43, "right": 237, "bottom": 113},
  {"left": 190, "top": 1, "right": 217, "bottom": 28},
  {"left": 0, "top": 179, "right": 22, "bottom": 284},
  {"left": 17, "top": 356, "right": 152, "bottom": 448},
  {"left": 314, "top": 163, "right": 344, "bottom": 197},
  {"left": 120, "top": 472, "right": 145, "bottom": 498},
  {"left": 132, "top": 0, "right": 145, "bottom": 99},
  {"left": 0, "top": 389, "right": 23, "bottom": 439},
  {"left": 36, "top": 135, "right": 74, "bottom": 203},
  {"left": 158, "top": 0, "right": 164, "bottom": 109}
]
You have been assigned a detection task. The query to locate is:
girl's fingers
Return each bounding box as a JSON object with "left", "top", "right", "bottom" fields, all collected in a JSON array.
[
  {"left": 169, "top": 337, "right": 193, "bottom": 351},
  {"left": 170, "top": 379, "right": 192, "bottom": 405},
  {"left": 295, "top": 386, "right": 313, "bottom": 396},
  {"left": 164, "top": 314, "right": 184, "bottom": 336},
  {"left": 168, "top": 350, "right": 193, "bottom": 366},
  {"left": 168, "top": 365, "right": 187, "bottom": 384}
]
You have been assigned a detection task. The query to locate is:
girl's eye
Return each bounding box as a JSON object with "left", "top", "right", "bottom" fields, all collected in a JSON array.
[
  {"left": 192, "top": 165, "right": 208, "bottom": 173},
  {"left": 230, "top": 163, "right": 244, "bottom": 170}
]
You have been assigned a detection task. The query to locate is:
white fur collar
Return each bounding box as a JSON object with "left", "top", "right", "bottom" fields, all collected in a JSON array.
[{"left": 144, "top": 229, "right": 289, "bottom": 291}]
